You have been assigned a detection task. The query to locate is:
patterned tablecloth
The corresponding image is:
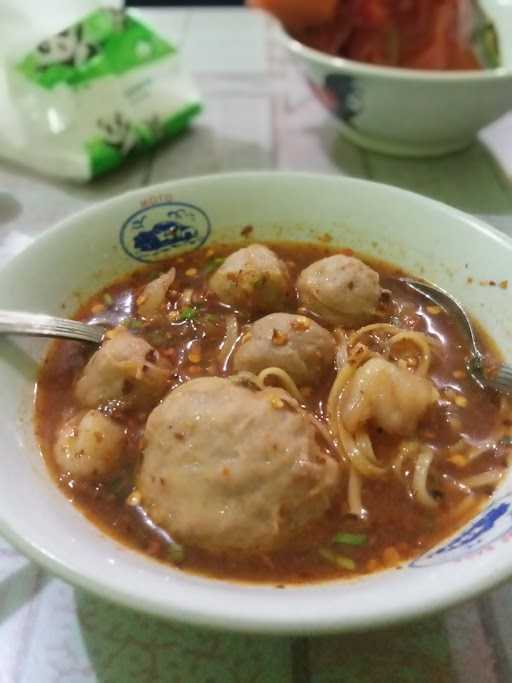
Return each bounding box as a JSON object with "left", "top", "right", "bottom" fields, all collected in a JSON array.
[{"left": 1, "top": 7, "right": 512, "bottom": 682}]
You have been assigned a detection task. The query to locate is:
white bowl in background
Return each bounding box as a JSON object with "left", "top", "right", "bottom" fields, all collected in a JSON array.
[
  {"left": 1, "top": 172, "right": 512, "bottom": 634},
  {"left": 276, "top": 3, "right": 512, "bottom": 158}
]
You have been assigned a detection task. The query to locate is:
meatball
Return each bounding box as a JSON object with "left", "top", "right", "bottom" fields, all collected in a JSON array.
[
  {"left": 297, "top": 254, "right": 381, "bottom": 326},
  {"left": 138, "top": 377, "right": 339, "bottom": 555},
  {"left": 54, "top": 410, "right": 125, "bottom": 479},
  {"left": 75, "top": 327, "right": 169, "bottom": 409},
  {"left": 341, "top": 357, "right": 439, "bottom": 436},
  {"left": 233, "top": 313, "right": 335, "bottom": 387},
  {"left": 209, "top": 244, "right": 290, "bottom": 312}
]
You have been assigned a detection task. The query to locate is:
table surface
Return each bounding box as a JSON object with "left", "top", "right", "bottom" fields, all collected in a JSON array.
[{"left": 1, "top": 7, "right": 512, "bottom": 683}]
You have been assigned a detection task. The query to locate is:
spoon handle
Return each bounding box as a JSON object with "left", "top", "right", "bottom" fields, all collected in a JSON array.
[{"left": 0, "top": 310, "right": 105, "bottom": 344}]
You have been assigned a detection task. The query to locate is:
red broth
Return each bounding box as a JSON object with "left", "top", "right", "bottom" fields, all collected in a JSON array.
[{"left": 35, "top": 242, "right": 511, "bottom": 584}]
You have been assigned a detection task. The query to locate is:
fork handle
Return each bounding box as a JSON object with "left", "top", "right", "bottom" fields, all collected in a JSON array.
[{"left": 0, "top": 310, "right": 105, "bottom": 344}]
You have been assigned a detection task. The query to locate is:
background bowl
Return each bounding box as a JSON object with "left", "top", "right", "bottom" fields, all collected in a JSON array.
[
  {"left": 277, "top": 15, "right": 512, "bottom": 158},
  {"left": 1, "top": 172, "right": 512, "bottom": 634}
]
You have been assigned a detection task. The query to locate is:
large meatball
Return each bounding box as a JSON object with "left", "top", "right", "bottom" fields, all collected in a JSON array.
[
  {"left": 75, "top": 327, "right": 169, "bottom": 409},
  {"left": 138, "top": 377, "right": 339, "bottom": 555},
  {"left": 209, "top": 244, "right": 290, "bottom": 312},
  {"left": 54, "top": 410, "right": 126, "bottom": 479},
  {"left": 233, "top": 313, "right": 335, "bottom": 387},
  {"left": 297, "top": 254, "right": 381, "bottom": 326}
]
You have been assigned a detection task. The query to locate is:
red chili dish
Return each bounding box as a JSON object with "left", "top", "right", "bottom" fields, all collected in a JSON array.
[{"left": 251, "top": 0, "right": 497, "bottom": 70}]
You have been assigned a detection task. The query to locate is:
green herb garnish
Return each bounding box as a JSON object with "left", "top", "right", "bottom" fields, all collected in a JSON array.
[
  {"left": 168, "top": 543, "right": 185, "bottom": 564},
  {"left": 145, "top": 330, "right": 168, "bottom": 346},
  {"left": 123, "top": 317, "right": 144, "bottom": 329},
  {"left": 103, "top": 292, "right": 113, "bottom": 306},
  {"left": 108, "top": 475, "right": 131, "bottom": 498},
  {"left": 179, "top": 306, "right": 199, "bottom": 321},
  {"left": 500, "top": 436, "right": 512, "bottom": 446},
  {"left": 472, "top": 22, "right": 500, "bottom": 69},
  {"left": 319, "top": 548, "right": 356, "bottom": 571},
  {"left": 332, "top": 532, "right": 367, "bottom": 546},
  {"left": 204, "top": 257, "right": 225, "bottom": 274},
  {"left": 468, "top": 355, "right": 484, "bottom": 374}
]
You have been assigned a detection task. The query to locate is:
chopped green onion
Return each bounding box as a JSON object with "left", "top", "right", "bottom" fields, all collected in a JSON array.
[
  {"left": 145, "top": 330, "right": 167, "bottom": 346},
  {"left": 168, "top": 543, "right": 185, "bottom": 564},
  {"left": 108, "top": 476, "right": 130, "bottom": 497},
  {"left": 123, "top": 317, "right": 144, "bottom": 329},
  {"left": 319, "top": 548, "right": 356, "bottom": 571},
  {"left": 204, "top": 257, "right": 225, "bottom": 274},
  {"left": 471, "top": 15, "right": 500, "bottom": 69},
  {"left": 179, "top": 306, "right": 199, "bottom": 321},
  {"left": 468, "top": 356, "right": 484, "bottom": 374},
  {"left": 332, "top": 532, "right": 367, "bottom": 546},
  {"left": 103, "top": 293, "right": 113, "bottom": 306},
  {"left": 500, "top": 436, "right": 512, "bottom": 446}
]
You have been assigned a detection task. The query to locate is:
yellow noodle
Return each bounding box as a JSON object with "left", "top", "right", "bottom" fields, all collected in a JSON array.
[
  {"left": 336, "top": 347, "right": 348, "bottom": 372},
  {"left": 348, "top": 465, "right": 366, "bottom": 518},
  {"left": 179, "top": 287, "right": 193, "bottom": 307},
  {"left": 334, "top": 328, "right": 349, "bottom": 370},
  {"left": 392, "top": 451, "right": 406, "bottom": 479},
  {"left": 388, "top": 331, "right": 431, "bottom": 376},
  {"left": 327, "top": 323, "right": 435, "bottom": 491},
  {"left": 348, "top": 324, "right": 432, "bottom": 376},
  {"left": 338, "top": 423, "right": 385, "bottom": 478},
  {"left": 355, "top": 430, "right": 380, "bottom": 466},
  {"left": 348, "top": 323, "right": 403, "bottom": 348},
  {"left": 258, "top": 367, "right": 303, "bottom": 402},
  {"left": 467, "top": 442, "right": 495, "bottom": 462},
  {"left": 412, "top": 448, "right": 438, "bottom": 508},
  {"left": 218, "top": 314, "right": 239, "bottom": 369},
  {"left": 228, "top": 371, "right": 263, "bottom": 390},
  {"left": 327, "top": 364, "right": 355, "bottom": 427},
  {"left": 499, "top": 395, "right": 512, "bottom": 416},
  {"left": 446, "top": 438, "right": 468, "bottom": 454},
  {"left": 327, "top": 361, "right": 386, "bottom": 477},
  {"left": 462, "top": 470, "right": 505, "bottom": 489},
  {"left": 441, "top": 473, "right": 472, "bottom": 495},
  {"left": 392, "top": 440, "right": 419, "bottom": 479}
]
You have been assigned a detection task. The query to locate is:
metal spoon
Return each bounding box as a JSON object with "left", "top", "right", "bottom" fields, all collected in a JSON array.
[
  {"left": 0, "top": 310, "right": 105, "bottom": 344},
  {"left": 402, "top": 278, "right": 512, "bottom": 395}
]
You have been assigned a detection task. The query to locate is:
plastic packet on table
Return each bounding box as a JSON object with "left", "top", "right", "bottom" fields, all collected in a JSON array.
[{"left": 0, "top": 0, "right": 202, "bottom": 181}]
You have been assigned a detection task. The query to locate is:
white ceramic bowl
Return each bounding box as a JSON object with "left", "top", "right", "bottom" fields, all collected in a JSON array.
[
  {"left": 276, "top": 3, "right": 512, "bottom": 158},
  {"left": 1, "top": 172, "right": 512, "bottom": 634}
]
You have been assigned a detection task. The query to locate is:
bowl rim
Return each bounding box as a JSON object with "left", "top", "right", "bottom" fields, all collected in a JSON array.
[
  {"left": 3, "top": 171, "right": 512, "bottom": 635},
  {"left": 274, "top": 15, "right": 512, "bottom": 82}
]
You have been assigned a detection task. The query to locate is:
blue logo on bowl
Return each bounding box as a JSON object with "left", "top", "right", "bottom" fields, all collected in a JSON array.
[
  {"left": 120, "top": 202, "right": 211, "bottom": 263},
  {"left": 411, "top": 494, "right": 512, "bottom": 568}
]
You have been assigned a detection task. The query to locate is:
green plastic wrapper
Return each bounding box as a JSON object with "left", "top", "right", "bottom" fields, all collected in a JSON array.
[{"left": 0, "top": 5, "right": 202, "bottom": 180}]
